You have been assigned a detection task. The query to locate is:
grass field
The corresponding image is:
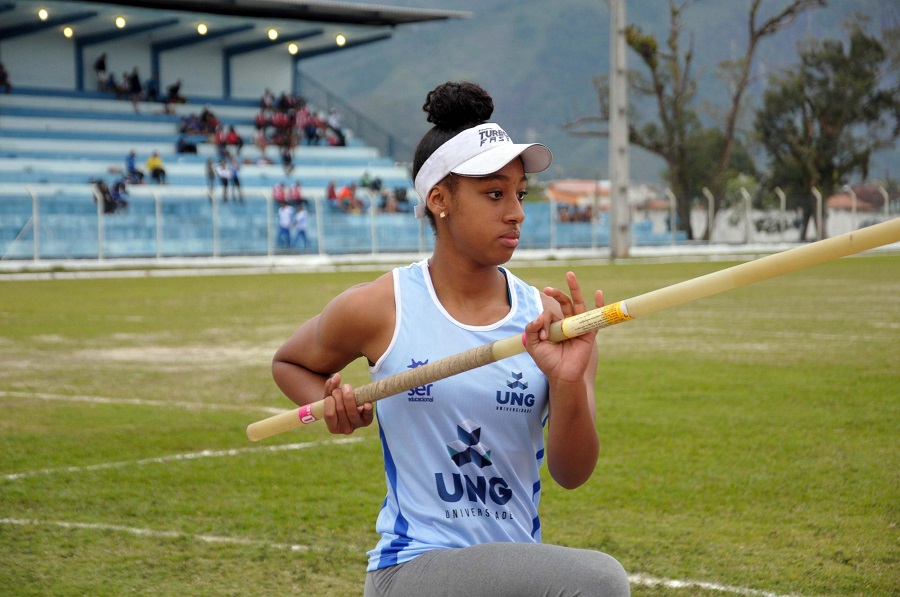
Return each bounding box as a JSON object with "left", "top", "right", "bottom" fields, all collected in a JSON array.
[{"left": 1, "top": 254, "right": 897, "bottom": 596}]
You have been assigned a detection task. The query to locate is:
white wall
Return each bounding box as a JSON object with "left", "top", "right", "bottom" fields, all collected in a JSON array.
[
  {"left": 159, "top": 41, "right": 226, "bottom": 99},
  {"left": 232, "top": 51, "right": 293, "bottom": 100},
  {"left": 1, "top": 29, "right": 75, "bottom": 89}
]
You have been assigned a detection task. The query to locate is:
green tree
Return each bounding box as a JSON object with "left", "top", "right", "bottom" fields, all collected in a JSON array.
[
  {"left": 566, "top": 0, "right": 823, "bottom": 240},
  {"left": 755, "top": 25, "right": 900, "bottom": 240}
]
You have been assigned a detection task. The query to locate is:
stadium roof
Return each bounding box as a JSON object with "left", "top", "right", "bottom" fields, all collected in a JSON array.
[{"left": 76, "top": 0, "right": 472, "bottom": 27}]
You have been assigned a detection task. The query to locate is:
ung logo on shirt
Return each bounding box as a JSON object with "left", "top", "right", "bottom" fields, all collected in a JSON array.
[
  {"left": 435, "top": 420, "right": 512, "bottom": 510},
  {"left": 406, "top": 358, "right": 433, "bottom": 402},
  {"left": 495, "top": 370, "right": 535, "bottom": 413}
]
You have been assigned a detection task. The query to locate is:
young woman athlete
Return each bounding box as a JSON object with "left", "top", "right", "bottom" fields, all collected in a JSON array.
[{"left": 272, "top": 81, "right": 630, "bottom": 597}]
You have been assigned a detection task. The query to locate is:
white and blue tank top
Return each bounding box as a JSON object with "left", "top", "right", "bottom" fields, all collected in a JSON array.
[{"left": 366, "top": 259, "right": 549, "bottom": 571}]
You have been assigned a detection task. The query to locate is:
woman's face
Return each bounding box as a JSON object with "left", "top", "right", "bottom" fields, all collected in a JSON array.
[{"left": 439, "top": 158, "right": 528, "bottom": 265}]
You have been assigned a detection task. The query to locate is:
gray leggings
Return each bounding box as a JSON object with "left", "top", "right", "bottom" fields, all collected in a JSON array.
[{"left": 364, "top": 542, "right": 630, "bottom": 597}]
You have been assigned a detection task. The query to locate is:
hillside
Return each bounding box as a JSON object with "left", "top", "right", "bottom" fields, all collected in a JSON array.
[{"left": 299, "top": 0, "right": 899, "bottom": 186}]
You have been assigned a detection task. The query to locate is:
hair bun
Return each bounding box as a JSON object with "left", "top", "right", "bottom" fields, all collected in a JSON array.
[{"left": 423, "top": 81, "right": 494, "bottom": 130}]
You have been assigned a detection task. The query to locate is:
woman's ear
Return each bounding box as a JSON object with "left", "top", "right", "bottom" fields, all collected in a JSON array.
[{"left": 426, "top": 184, "right": 449, "bottom": 216}]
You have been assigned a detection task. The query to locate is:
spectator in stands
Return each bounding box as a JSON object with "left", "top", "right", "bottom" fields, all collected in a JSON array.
[
  {"left": 0, "top": 63, "right": 11, "bottom": 94},
  {"left": 225, "top": 126, "right": 244, "bottom": 156},
  {"left": 292, "top": 202, "right": 309, "bottom": 249},
  {"left": 176, "top": 136, "right": 197, "bottom": 155},
  {"left": 378, "top": 190, "right": 399, "bottom": 213},
  {"left": 105, "top": 72, "right": 118, "bottom": 95},
  {"left": 125, "top": 150, "right": 144, "bottom": 184},
  {"left": 94, "top": 53, "right": 107, "bottom": 91},
  {"left": 110, "top": 178, "right": 130, "bottom": 211},
  {"left": 205, "top": 159, "right": 216, "bottom": 194},
  {"left": 255, "top": 129, "right": 272, "bottom": 164},
  {"left": 167, "top": 79, "right": 186, "bottom": 103},
  {"left": 228, "top": 156, "right": 243, "bottom": 203},
  {"left": 338, "top": 182, "right": 364, "bottom": 213},
  {"left": 288, "top": 181, "right": 305, "bottom": 205},
  {"left": 393, "top": 187, "right": 411, "bottom": 213},
  {"left": 214, "top": 158, "right": 234, "bottom": 202},
  {"left": 293, "top": 103, "right": 309, "bottom": 141},
  {"left": 277, "top": 201, "right": 294, "bottom": 249},
  {"left": 254, "top": 110, "right": 269, "bottom": 132},
  {"left": 260, "top": 88, "right": 275, "bottom": 112},
  {"left": 199, "top": 105, "right": 220, "bottom": 135},
  {"left": 271, "top": 108, "right": 292, "bottom": 135},
  {"left": 166, "top": 79, "right": 186, "bottom": 114},
  {"left": 272, "top": 182, "right": 287, "bottom": 203},
  {"left": 326, "top": 108, "right": 346, "bottom": 146},
  {"left": 276, "top": 92, "right": 295, "bottom": 113},
  {"left": 127, "top": 67, "right": 143, "bottom": 112},
  {"left": 325, "top": 180, "right": 339, "bottom": 210},
  {"left": 145, "top": 73, "right": 161, "bottom": 103},
  {"left": 93, "top": 180, "right": 118, "bottom": 214},
  {"left": 360, "top": 170, "right": 382, "bottom": 192},
  {"left": 280, "top": 144, "right": 294, "bottom": 176},
  {"left": 214, "top": 125, "right": 227, "bottom": 158},
  {"left": 145, "top": 151, "right": 167, "bottom": 184},
  {"left": 179, "top": 113, "right": 202, "bottom": 135},
  {"left": 303, "top": 111, "right": 324, "bottom": 146},
  {"left": 117, "top": 71, "right": 131, "bottom": 99}
]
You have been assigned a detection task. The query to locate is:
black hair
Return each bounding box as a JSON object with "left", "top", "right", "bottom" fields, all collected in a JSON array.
[
  {"left": 412, "top": 81, "right": 493, "bottom": 180},
  {"left": 412, "top": 81, "right": 493, "bottom": 226}
]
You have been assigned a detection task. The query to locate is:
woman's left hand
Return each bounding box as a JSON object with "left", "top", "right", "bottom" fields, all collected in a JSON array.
[{"left": 524, "top": 271, "right": 603, "bottom": 383}]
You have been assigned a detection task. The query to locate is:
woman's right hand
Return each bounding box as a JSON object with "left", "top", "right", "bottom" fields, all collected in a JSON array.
[{"left": 322, "top": 372, "right": 374, "bottom": 435}]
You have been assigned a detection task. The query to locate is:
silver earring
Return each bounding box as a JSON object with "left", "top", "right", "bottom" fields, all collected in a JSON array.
[{"left": 440, "top": 211, "right": 446, "bottom": 219}]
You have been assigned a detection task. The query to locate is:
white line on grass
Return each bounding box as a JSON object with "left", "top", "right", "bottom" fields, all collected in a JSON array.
[
  {"left": 2, "top": 437, "right": 366, "bottom": 481},
  {"left": 0, "top": 395, "right": 813, "bottom": 596},
  {"left": 0, "top": 390, "right": 287, "bottom": 415},
  {"left": 0, "top": 517, "right": 809, "bottom": 596},
  {"left": 629, "top": 572, "right": 809, "bottom": 597},
  {"left": 0, "top": 517, "right": 309, "bottom": 551}
]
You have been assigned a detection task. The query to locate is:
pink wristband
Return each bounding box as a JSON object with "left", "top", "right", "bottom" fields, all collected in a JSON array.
[{"left": 298, "top": 404, "right": 317, "bottom": 424}]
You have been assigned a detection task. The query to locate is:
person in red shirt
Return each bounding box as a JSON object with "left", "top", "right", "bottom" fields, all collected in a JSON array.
[
  {"left": 288, "top": 181, "right": 304, "bottom": 204},
  {"left": 225, "top": 126, "right": 244, "bottom": 155},
  {"left": 272, "top": 182, "right": 287, "bottom": 203}
]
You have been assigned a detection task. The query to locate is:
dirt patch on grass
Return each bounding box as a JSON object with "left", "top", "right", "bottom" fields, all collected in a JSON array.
[{"left": 73, "top": 345, "right": 275, "bottom": 370}]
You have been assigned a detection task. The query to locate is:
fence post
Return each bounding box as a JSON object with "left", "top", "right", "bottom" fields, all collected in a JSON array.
[
  {"left": 811, "top": 186, "right": 823, "bottom": 240},
  {"left": 94, "top": 183, "right": 105, "bottom": 260},
  {"left": 370, "top": 197, "right": 378, "bottom": 256},
  {"left": 211, "top": 192, "right": 219, "bottom": 258},
  {"left": 740, "top": 187, "right": 752, "bottom": 244},
  {"left": 774, "top": 187, "right": 787, "bottom": 243},
  {"left": 266, "top": 191, "right": 274, "bottom": 258},
  {"left": 665, "top": 188, "right": 676, "bottom": 246},
  {"left": 315, "top": 196, "right": 327, "bottom": 257},
  {"left": 152, "top": 190, "right": 163, "bottom": 259},
  {"left": 878, "top": 185, "right": 889, "bottom": 217},
  {"left": 701, "top": 187, "right": 714, "bottom": 243},
  {"left": 26, "top": 186, "right": 40, "bottom": 261}
]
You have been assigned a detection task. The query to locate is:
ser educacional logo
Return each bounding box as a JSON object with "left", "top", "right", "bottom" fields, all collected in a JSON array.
[{"left": 406, "top": 358, "right": 434, "bottom": 402}]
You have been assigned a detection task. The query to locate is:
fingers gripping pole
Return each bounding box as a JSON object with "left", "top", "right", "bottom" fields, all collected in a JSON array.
[
  {"left": 247, "top": 218, "right": 900, "bottom": 441},
  {"left": 245, "top": 300, "right": 633, "bottom": 441}
]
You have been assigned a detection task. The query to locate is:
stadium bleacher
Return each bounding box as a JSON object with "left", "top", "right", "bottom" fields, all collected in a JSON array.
[
  {"left": 0, "top": 87, "right": 426, "bottom": 259},
  {"left": 0, "top": 88, "right": 414, "bottom": 192},
  {"left": 0, "top": 88, "right": 690, "bottom": 261}
]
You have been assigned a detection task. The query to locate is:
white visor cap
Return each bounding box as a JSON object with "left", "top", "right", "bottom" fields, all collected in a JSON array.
[{"left": 413, "top": 122, "right": 552, "bottom": 218}]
